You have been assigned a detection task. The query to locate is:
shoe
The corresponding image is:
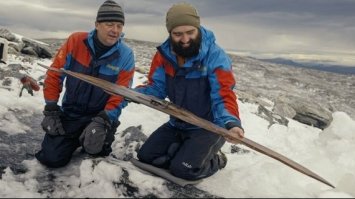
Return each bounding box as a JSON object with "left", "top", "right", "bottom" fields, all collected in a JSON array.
[{"left": 217, "top": 150, "right": 227, "bottom": 169}]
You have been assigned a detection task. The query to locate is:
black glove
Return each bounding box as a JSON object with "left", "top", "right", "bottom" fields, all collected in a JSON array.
[
  {"left": 41, "top": 104, "right": 65, "bottom": 136},
  {"left": 79, "top": 111, "right": 119, "bottom": 155}
]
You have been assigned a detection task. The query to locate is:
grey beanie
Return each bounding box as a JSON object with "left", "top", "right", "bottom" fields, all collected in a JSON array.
[
  {"left": 166, "top": 3, "right": 200, "bottom": 32},
  {"left": 96, "top": 0, "right": 125, "bottom": 24}
]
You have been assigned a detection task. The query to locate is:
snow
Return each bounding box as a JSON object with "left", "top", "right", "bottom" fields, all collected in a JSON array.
[
  {"left": 1, "top": 52, "right": 355, "bottom": 197},
  {"left": 12, "top": 33, "right": 49, "bottom": 46}
]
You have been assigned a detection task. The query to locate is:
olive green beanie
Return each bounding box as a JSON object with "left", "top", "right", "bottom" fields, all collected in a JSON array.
[{"left": 166, "top": 3, "right": 200, "bottom": 32}]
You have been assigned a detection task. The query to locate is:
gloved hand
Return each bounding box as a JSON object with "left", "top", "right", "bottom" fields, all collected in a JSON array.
[
  {"left": 41, "top": 104, "right": 65, "bottom": 136},
  {"left": 79, "top": 111, "right": 119, "bottom": 155}
]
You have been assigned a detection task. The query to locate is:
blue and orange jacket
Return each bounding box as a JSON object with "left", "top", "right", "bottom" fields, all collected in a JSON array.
[
  {"left": 44, "top": 30, "right": 135, "bottom": 124},
  {"left": 136, "top": 26, "right": 241, "bottom": 130}
]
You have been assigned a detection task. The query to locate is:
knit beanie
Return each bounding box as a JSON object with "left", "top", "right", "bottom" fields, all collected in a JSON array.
[
  {"left": 166, "top": 3, "right": 200, "bottom": 32},
  {"left": 96, "top": 0, "right": 125, "bottom": 24}
]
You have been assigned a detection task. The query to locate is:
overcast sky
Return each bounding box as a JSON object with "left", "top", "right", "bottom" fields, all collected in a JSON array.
[{"left": 1, "top": 0, "right": 355, "bottom": 63}]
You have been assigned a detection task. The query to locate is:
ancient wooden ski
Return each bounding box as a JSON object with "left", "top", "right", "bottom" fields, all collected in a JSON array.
[
  {"left": 130, "top": 158, "right": 202, "bottom": 187},
  {"left": 38, "top": 63, "right": 335, "bottom": 188}
]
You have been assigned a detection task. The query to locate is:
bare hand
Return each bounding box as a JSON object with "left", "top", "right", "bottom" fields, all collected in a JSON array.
[{"left": 225, "top": 127, "right": 244, "bottom": 144}]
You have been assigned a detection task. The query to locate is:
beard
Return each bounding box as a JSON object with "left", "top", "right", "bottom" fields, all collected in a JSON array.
[{"left": 171, "top": 31, "right": 201, "bottom": 58}]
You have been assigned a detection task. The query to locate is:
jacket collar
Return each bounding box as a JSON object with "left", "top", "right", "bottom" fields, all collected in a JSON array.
[{"left": 86, "top": 30, "right": 125, "bottom": 59}]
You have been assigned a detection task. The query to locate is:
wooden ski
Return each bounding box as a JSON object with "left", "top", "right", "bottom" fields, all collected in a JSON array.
[
  {"left": 38, "top": 63, "right": 335, "bottom": 188},
  {"left": 130, "top": 158, "right": 203, "bottom": 187}
]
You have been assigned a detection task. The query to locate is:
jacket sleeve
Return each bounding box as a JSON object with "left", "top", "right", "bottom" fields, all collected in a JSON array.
[
  {"left": 43, "top": 35, "right": 72, "bottom": 105},
  {"left": 104, "top": 50, "right": 135, "bottom": 122},
  {"left": 134, "top": 51, "right": 167, "bottom": 99},
  {"left": 207, "top": 48, "right": 242, "bottom": 129}
]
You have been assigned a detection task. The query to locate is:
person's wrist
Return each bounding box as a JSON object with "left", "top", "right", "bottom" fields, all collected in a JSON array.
[
  {"left": 96, "top": 110, "right": 112, "bottom": 125},
  {"left": 225, "top": 121, "right": 243, "bottom": 131},
  {"left": 44, "top": 103, "right": 60, "bottom": 112}
]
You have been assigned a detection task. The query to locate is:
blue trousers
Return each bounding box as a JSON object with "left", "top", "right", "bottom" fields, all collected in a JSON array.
[
  {"left": 35, "top": 115, "right": 112, "bottom": 168},
  {"left": 137, "top": 123, "right": 225, "bottom": 180}
]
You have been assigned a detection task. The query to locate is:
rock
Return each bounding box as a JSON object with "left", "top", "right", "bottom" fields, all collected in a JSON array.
[
  {"left": 8, "top": 42, "right": 25, "bottom": 52},
  {"left": 238, "top": 90, "right": 272, "bottom": 107},
  {"left": 273, "top": 100, "right": 297, "bottom": 118},
  {"left": 230, "top": 145, "right": 250, "bottom": 154},
  {"left": 114, "top": 126, "right": 147, "bottom": 161},
  {"left": 39, "top": 47, "right": 53, "bottom": 58},
  {"left": 22, "top": 37, "right": 52, "bottom": 58},
  {"left": 273, "top": 95, "right": 333, "bottom": 129},
  {"left": 289, "top": 99, "right": 333, "bottom": 129},
  {"left": 0, "top": 29, "right": 53, "bottom": 58},
  {"left": 0, "top": 28, "right": 17, "bottom": 41},
  {"left": 21, "top": 56, "right": 35, "bottom": 64},
  {"left": 2, "top": 77, "right": 12, "bottom": 86},
  {"left": 7, "top": 46, "right": 19, "bottom": 55},
  {"left": 21, "top": 46, "right": 38, "bottom": 56},
  {"left": 257, "top": 105, "right": 289, "bottom": 127},
  {"left": 121, "top": 125, "right": 147, "bottom": 145},
  {"left": 292, "top": 105, "right": 332, "bottom": 129}
]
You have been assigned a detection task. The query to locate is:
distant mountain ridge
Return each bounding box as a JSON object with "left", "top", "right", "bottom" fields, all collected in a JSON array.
[{"left": 258, "top": 57, "right": 355, "bottom": 75}]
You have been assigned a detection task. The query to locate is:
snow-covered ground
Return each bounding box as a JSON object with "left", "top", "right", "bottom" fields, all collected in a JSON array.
[{"left": 0, "top": 49, "right": 355, "bottom": 197}]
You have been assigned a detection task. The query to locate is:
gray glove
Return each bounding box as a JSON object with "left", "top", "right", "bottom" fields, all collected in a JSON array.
[
  {"left": 41, "top": 104, "right": 65, "bottom": 136},
  {"left": 79, "top": 111, "right": 118, "bottom": 155}
]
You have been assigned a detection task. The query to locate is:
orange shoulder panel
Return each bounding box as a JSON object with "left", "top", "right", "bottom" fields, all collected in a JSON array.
[{"left": 68, "top": 32, "right": 91, "bottom": 68}]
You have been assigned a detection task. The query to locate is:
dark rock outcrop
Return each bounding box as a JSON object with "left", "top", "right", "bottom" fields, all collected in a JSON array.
[{"left": 0, "top": 28, "right": 53, "bottom": 58}]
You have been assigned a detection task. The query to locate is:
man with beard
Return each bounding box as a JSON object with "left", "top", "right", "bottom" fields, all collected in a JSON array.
[
  {"left": 135, "top": 3, "right": 244, "bottom": 180},
  {"left": 35, "top": 0, "right": 135, "bottom": 168}
]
